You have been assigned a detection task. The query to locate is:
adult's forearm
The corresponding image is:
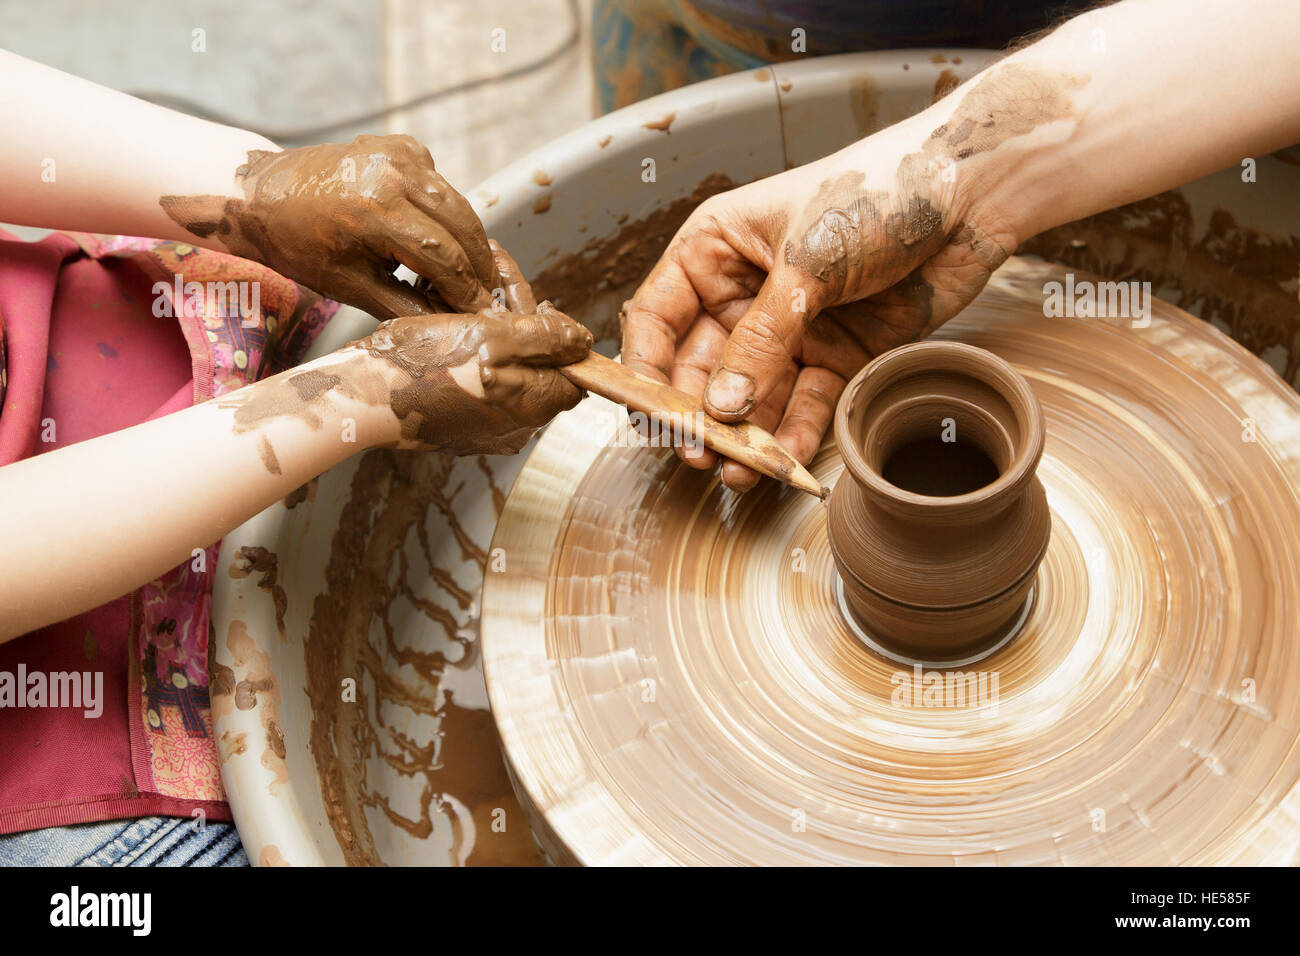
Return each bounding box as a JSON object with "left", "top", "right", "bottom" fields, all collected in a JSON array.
[
  {"left": 900, "top": 0, "right": 1300, "bottom": 247},
  {"left": 0, "top": 49, "right": 277, "bottom": 246}
]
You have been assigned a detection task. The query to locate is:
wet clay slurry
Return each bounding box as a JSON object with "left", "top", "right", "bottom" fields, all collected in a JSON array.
[
  {"left": 827, "top": 341, "right": 1051, "bottom": 663},
  {"left": 480, "top": 258, "right": 1300, "bottom": 865},
  {"left": 1022, "top": 189, "right": 1300, "bottom": 384}
]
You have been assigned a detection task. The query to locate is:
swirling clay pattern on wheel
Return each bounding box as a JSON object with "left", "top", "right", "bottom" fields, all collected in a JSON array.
[{"left": 480, "top": 258, "right": 1300, "bottom": 866}]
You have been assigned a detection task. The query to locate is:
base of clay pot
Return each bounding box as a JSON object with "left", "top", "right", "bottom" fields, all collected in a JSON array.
[{"left": 833, "top": 572, "right": 1036, "bottom": 668}]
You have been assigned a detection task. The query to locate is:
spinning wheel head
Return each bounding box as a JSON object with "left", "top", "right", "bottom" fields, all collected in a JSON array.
[{"left": 481, "top": 259, "right": 1300, "bottom": 866}]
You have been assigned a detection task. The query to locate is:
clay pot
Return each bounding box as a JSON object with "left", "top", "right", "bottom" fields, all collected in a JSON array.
[{"left": 827, "top": 341, "right": 1050, "bottom": 663}]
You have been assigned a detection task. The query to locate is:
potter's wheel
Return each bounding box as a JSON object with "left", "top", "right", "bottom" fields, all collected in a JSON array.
[{"left": 484, "top": 256, "right": 1300, "bottom": 865}]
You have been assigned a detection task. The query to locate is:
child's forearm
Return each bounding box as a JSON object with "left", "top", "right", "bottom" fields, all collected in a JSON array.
[
  {"left": 0, "top": 349, "right": 390, "bottom": 643},
  {"left": 0, "top": 50, "right": 512, "bottom": 320},
  {"left": 0, "top": 305, "right": 591, "bottom": 642},
  {"left": 0, "top": 48, "right": 276, "bottom": 247}
]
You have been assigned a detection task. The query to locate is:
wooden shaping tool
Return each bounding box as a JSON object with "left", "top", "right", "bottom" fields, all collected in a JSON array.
[{"left": 559, "top": 351, "right": 827, "bottom": 499}]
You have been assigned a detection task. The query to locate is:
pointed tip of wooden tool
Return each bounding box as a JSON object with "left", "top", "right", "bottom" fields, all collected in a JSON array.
[{"left": 788, "top": 463, "right": 826, "bottom": 500}]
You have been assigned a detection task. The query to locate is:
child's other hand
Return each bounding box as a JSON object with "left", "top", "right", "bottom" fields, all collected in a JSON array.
[{"left": 358, "top": 304, "right": 593, "bottom": 456}]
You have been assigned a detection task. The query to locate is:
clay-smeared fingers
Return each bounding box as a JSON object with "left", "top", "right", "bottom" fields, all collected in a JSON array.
[
  {"left": 621, "top": 252, "right": 703, "bottom": 386},
  {"left": 410, "top": 276, "right": 452, "bottom": 314},
  {"left": 345, "top": 263, "right": 442, "bottom": 320},
  {"left": 481, "top": 309, "right": 592, "bottom": 368},
  {"left": 821, "top": 242, "right": 1000, "bottom": 360},
  {"left": 904, "top": 242, "right": 1003, "bottom": 339},
  {"left": 405, "top": 164, "right": 500, "bottom": 291},
  {"left": 388, "top": 209, "right": 493, "bottom": 313},
  {"left": 718, "top": 363, "right": 797, "bottom": 492},
  {"left": 490, "top": 240, "right": 539, "bottom": 313},
  {"left": 799, "top": 312, "right": 874, "bottom": 382},
  {"left": 703, "top": 266, "right": 825, "bottom": 422},
  {"left": 669, "top": 314, "right": 729, "bottom": 470},
  {"left": 480, "top": 365, "right": 584, "bottom": 424},
  {"left": 771, "top": 365, "right": 845, "bottom": 465}
]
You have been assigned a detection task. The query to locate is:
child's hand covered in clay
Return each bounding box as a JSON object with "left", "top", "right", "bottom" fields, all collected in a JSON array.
[
  {"left": 160, "top": 134, "right": 500, "bottom": 320},
  {"left": 356, "top": 305, "right": 593, "bottom": 456},
  {"left": 211, "top": 239, "right": 587, "bottom": 457}
]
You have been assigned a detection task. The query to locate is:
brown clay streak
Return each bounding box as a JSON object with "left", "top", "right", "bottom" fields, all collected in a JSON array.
[
  {"left": 219, "top": 730, "right": 248, "bottom": 763},
  {"left": 220, "top": 359, "right": 387, "bottom": 434},
  {"left": 225, "top": 619, "right": 290, "bottom": 793},
  {"left": 784, "top": 174, "right": 948, "bottom": 300},
  {"left": 228, "top": 546, "right": 289, "bottom": 643},
  {"left": 1020, "top": 191, "right": 1300, "bottom": 386},
  {"left": 531, "top": 173, "right": 739, "bottom": 340},
  {"left": 922, "top": 63, "right": 1087, "bottom": 163},
  {"left": 257, "top": 435, "right": 282, "bottom": 475},
  {"left": 785, "top": 65, "right": 1086, "bottom": 299},
  {"left": 283, "top": 477, "right": 317, "bottom": 510},
  {"left": 303, "top": 450, "right": 545, "bottom": 866}
]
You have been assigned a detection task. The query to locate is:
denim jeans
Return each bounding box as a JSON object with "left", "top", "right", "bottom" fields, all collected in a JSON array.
[{"left": 0, "top": 817, "right": 248, "bottom": 866}]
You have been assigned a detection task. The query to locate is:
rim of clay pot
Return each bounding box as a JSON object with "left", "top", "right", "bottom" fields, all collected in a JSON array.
[{"left": 834, "top": 341, "right": 1044, "bottom": 521}]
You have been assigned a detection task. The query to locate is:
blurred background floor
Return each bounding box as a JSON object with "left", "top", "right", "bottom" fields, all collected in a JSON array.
[{"left": 0, "top": 0, "right": 596, "bottom": 192}]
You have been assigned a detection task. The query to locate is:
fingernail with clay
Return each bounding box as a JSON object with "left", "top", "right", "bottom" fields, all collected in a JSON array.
[{"left": 705, "top": 367, "right": 756, "bottom": 418}]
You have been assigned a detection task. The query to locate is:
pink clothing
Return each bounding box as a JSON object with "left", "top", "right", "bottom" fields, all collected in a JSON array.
[{"left": 0, "top": 230, "right": 336, "bottom": 833}]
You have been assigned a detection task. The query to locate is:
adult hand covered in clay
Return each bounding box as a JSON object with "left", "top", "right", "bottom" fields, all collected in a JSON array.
[
  {"left": 621, "top": 85, "right": 1029, "bottom": 491},
  {"left": 358, "top": 304, "right": 592, "bottom": 456},
  {"left": 160, "top": 134, "right": 500, "bottom": 320}
]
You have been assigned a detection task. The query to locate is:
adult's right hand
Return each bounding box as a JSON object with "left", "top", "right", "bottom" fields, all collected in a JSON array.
[{"left": 620, "top": 112, "right": 1021, "bottom": 491}]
